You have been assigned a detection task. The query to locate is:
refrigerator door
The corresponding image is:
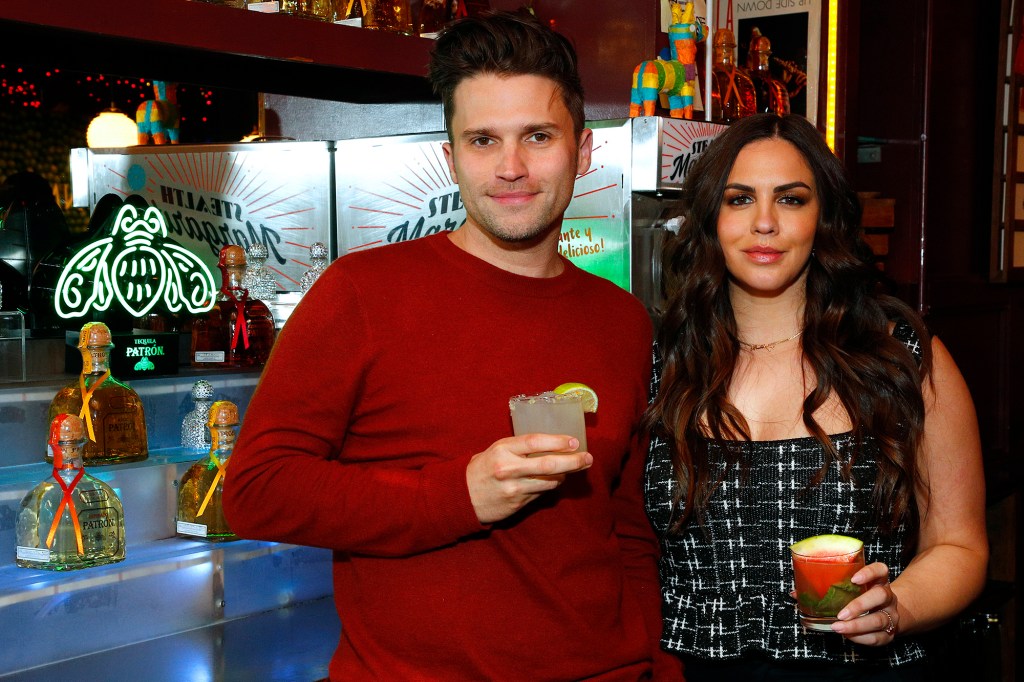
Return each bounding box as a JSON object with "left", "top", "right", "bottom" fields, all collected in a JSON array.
[{"left": 70, "top": 142, "right": 334, "bottom": 293}]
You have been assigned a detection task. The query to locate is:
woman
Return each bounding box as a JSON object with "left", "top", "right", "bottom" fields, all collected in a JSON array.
[{"left": 645, "top": 113, "right": 987, "bottom": 679}]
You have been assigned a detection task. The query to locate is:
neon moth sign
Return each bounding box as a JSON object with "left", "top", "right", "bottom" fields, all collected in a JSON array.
[{"left": 55, "top": 202, "right": 217, "bottom": 320}]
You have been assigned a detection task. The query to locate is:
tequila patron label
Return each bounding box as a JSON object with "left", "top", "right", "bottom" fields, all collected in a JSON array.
[
  {"left": 176, "top": 400, "right": 240, "bottom": 542},
  {"left": 16, "top": 414, "right": 126, "bottom": 570},
  {"left": 48, "top": 321, "right": 148, "bottom": 464}
]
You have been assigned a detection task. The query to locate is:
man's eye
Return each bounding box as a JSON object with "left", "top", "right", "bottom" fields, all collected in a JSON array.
[
  {"left": 470, "top": 137, "right": 493, "bottom": 147},
  {"left": 528, "top": 132, "right": 550, "bottom": 143}
]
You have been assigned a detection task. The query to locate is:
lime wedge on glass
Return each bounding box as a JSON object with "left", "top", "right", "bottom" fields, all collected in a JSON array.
[{"left": 553, "top": 382, "right": 598, "bottom": 413}]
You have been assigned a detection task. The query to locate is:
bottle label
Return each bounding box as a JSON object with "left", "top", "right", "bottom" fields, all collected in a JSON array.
[
  {"left": 16, "top": 546, "right": 51, "bottom": 562},
  {"left": 79, "top": 504, "right": 124, "bottom": 547},
  {"left": 177, "top": 521, "right": 209, "bottom": 537},
  {"left": 102, "top": 413, "right": 141, "bottom": 451},
  {"left": 247, "top": 1, "right": 280, "bottom": 11},
  {"left": 195, "top": 351, "right": 226, "bottom": 363}
]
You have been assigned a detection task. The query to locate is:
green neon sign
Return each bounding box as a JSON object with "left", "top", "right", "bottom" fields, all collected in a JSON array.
[{"left": 55, "top": 202, "right": 216, "bottom": 320}]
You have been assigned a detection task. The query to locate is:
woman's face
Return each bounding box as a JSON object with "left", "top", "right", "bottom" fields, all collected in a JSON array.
[{"left": 716, "top": 137, "right": 820, "bottom": 300}]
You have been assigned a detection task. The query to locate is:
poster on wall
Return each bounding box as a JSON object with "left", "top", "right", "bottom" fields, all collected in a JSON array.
[
  {"left": 712, "top": 0, "right": 821, "bottom": 124},
  {"left": 334, "top": 122, "right": 634, "bottom": 291},
  {"left": 72, "top": 143, "right": 334, "bottom": 293}
]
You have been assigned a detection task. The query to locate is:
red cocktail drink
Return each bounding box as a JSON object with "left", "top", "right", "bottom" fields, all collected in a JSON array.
[{"left": 790, "top": 534, "right": 865, "bottom": 631}]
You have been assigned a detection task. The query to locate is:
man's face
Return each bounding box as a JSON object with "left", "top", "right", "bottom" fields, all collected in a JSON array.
[{"left": 443, "top": 73, "right": 592, "bottom": 245}]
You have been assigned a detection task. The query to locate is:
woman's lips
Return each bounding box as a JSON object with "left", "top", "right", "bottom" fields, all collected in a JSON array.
[{"left": 743, "top": 247, "right": 784, "bottom": 264}]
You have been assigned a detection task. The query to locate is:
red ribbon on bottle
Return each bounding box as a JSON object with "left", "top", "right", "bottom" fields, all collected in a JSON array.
[
  {"left": 222, "top": 286, "right": 250, "bottom": 351},
  {"left": 46, "top": 467, "right": 85, "bottom": 554}
]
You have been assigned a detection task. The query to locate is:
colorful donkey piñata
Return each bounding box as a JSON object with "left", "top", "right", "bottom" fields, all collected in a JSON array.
[{"left": 629, "top": 0, "right": 706, "bottom": 119}]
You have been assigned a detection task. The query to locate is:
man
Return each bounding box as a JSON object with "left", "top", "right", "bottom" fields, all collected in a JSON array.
[{"left": 224, "top": 11, "right": 678, "bottom": 680}]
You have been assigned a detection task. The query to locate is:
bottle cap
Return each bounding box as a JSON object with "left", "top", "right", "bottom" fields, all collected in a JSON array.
[
  {"left": 247, "top": 243, "right": 269, "bottom": 262},
  {"left": 78, "top": 321, "right": 113, "bottom": 348},
  {"left": 219, "top": 245, "right": 247, "bottom": 268},
  {"left": 714, "top": 28, "right": 737, "bottom": 49},
  {"left": 753, "top": 35, "right": 772, "bottom": 54},
  {"left": 191, "top": 379, "right": 215, "bottom": 401},
  {"left": 49, "top": 413, "right": 86, "bottom": 467},
  {"left": 207, "top": 400, "right": 240, "bottom": 428},
  {"left": 50, "top": 413, "right": 87, "bottom": 444}
]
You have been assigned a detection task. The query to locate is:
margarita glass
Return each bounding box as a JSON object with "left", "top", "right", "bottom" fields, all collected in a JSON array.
[{"left": 509, "top": 392, "right": 587, "bottom": 455}]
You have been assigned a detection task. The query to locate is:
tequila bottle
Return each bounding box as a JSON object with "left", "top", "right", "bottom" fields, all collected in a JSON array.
[
  {"left": 48, "top": 322, "right": 148, "bottom": 465},
  {"left": 191, "top": 244, "right": 276, "bottom": 368},
  {"left": 299, "top": 241, "right": 329, "bottom": 294},
  {"left": 16, "top": 414, "right": 126, "bottom": 570},
  {"left": 750, "top": 35, "right": 790, "bottom": 116},
  {"left": 242, "top": 242, "right": 278, "bottom": 302},
  {"left": 362, "top": 0, "right": 413, "bottom": 34},
  {"left": 176, "top": 400, "right": 240, "bottom": 542},
  {"left": 417, "top": 0, "right": 451, "bottom": 37},
  {"left": 712, "top": 28, "right": 756, "bottom": 122},
  {"left": 181, "top": 379, "right": 215, "bottom": 449}
]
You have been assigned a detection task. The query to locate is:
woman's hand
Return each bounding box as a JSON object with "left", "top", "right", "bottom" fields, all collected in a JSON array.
[{"left": 829, "top": 561, "right": 899, "bottom": 645}]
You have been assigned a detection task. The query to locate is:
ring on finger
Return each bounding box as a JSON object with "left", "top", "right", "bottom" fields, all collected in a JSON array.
[{"left": 879, "top": 608, "right": 896, "bottom": 636}]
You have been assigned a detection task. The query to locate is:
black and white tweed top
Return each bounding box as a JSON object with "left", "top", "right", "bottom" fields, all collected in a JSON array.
[{"left": 644, "top": 320, "right": 927, "bottom": 666}]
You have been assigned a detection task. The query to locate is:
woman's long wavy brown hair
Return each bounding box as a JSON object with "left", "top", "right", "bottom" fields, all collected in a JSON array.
[{"left": 645, "top": 114, "right": 931, "bottom": 537}]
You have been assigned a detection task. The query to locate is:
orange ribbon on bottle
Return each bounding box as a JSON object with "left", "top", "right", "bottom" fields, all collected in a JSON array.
[
  {"left": 78, "top": 370, "right": 111, "bottom": 443},
  {"left": 46, "top": 468, "right": 85, "bottom": 554},
  {"left": 197, "top": 452, "right": 228, "bottom": 517}
]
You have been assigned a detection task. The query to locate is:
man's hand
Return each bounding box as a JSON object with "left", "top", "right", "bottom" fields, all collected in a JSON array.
[{"left": 467, "top": 434, "right": 593, "bottom": 524}]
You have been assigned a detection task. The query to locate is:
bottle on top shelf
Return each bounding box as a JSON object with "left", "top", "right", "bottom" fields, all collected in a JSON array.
[
  {"left": 362, "top": 0, "right": 413, "bottom": 34},
  {"left": 16, "top": 413, "right": 126, "bottom": 571},
  {"left": 48, "top": 321, "right": 148, "bottom": 465},
  {"left": 749, "top": 34, "right": 790, "bottom": 116},
  {"left": 711, "top": 27, "right": 756, "bottom": 122},
  {"left": 242, "top": 242, "right": 278, "bottom": 303},
  {"left": 176, "top": 400, "right": 241, "bottom": 542},
  {"left": 417, "top": 0, "right": 452, "bottom": 37},
  {"left": 191, "top": 244, "right": 276, "bottom": 369},
  {"left": 299, "top": 241, "right": 329, "bottom": 294}
]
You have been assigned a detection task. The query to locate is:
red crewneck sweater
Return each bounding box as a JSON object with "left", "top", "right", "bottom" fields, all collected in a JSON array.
[{"left": 224, "top": 232, "right": 678, "bottom": 680}]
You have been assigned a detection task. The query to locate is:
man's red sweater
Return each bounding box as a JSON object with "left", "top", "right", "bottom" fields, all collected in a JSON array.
[{"left": 224, "top": 233, "right": 678, "bottom": 680}]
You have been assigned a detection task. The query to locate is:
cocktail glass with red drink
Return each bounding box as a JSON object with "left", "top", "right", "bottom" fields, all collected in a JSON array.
[{"left": 790, "top": 534, "right": 865, "bottom": 631}]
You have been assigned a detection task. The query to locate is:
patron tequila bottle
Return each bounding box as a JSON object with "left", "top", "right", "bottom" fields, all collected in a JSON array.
[
  {"left": 417, "top": 0, "right": 451, "bottom": 37},
  {"left": 191, "top": 245, "right": 276, "bottom": 368},
  {"left": 712, "top": 28, "right": 756, "bottom": 122},
  {"left": 299, "top": 241, "right": 329, "bottom": 294},
  {"left": 362, "top": 0, "right": 413, "bottom": 34},
  {"left": 176, "top": 400, "right": 240, "bottom": 542},
  {"left": 48, "top": 321, "right": 148, "bottom": 465},
  {"left": 181, "top": 379, "right": 215, "bottom": 449},
  {"left": 16, "top": 414, "right": 126, "bottom": 570},
  {"left": 242, "top": 242, "right": 278, "bottom": 302},
  {"left": 750, "top": 35, "right": 790, "bottom": 116}
]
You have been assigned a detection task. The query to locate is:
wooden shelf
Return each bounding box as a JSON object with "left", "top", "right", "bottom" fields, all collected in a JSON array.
[{"left": 0, "top": 0, "right": 437, "bottom": 102}]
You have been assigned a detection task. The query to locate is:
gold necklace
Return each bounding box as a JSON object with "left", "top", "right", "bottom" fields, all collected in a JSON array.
[{"left": 738, "top": 330, "right": 803, "bottom": 352}]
